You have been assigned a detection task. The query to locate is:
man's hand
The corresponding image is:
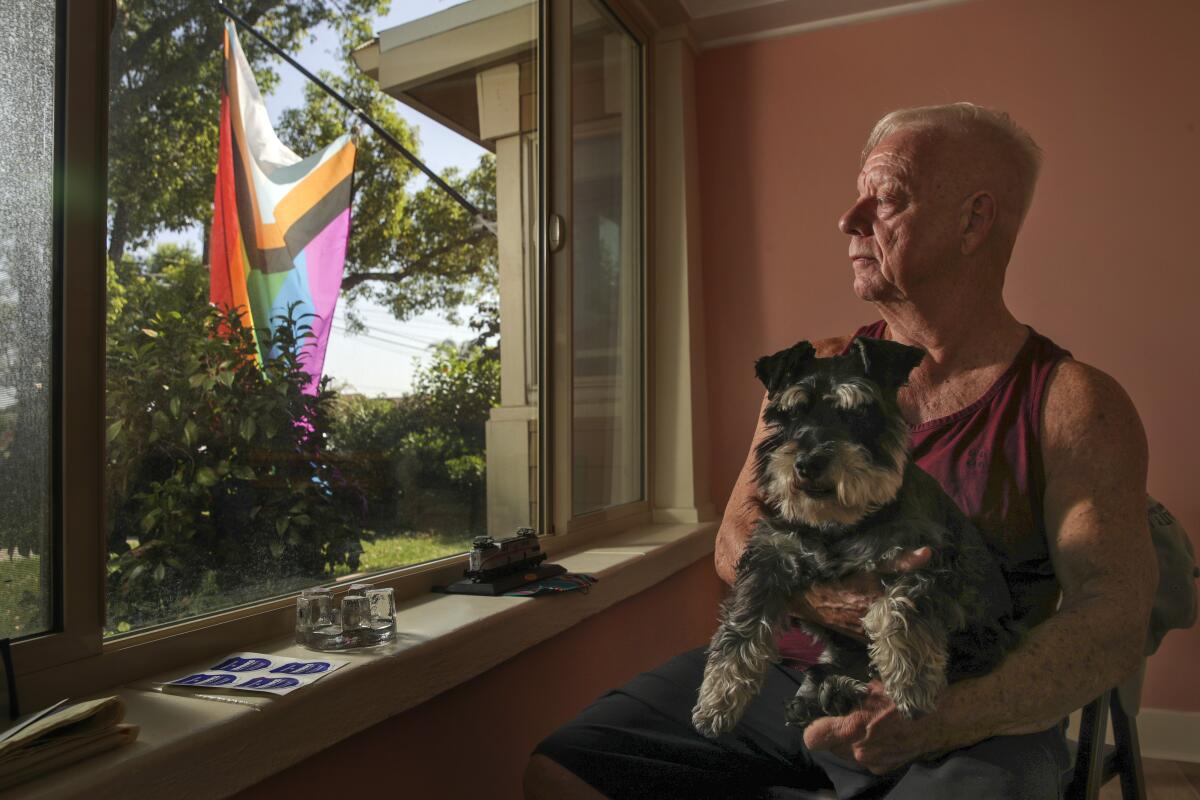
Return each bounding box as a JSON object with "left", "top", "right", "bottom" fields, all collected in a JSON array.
[
  {"left": 803, "top": 679, "right": 952, "bottom": 775},
  {"left": 789, "top": 547, "right": 934, "bottom": 638}
]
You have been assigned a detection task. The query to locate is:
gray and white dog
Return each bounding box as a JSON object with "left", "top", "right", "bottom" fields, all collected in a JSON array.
[{"left": 692, "top": 337, "right": 1019, "bottom": 738}]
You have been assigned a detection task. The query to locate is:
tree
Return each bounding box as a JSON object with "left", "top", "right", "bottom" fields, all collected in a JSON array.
[
  {"left": 108, "top": 0, "right": 498, "bottom": 323},
  {"left": 400, "top": 341, "right": 500, "bottom": 533},
  {"left": 108, "top": 0, "right": 385, "bottom": 263}
]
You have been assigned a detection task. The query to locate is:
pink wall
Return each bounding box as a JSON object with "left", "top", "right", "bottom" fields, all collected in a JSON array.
[
  {"left": 234, "top": 559, "right": 724, "bottom": 799},
  {"left": 696, "top": 0, "right": 1200, "bottom": 711}
]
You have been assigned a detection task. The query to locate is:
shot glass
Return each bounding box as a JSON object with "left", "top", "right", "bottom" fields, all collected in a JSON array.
[
  {"left": 348, "top": 582, "right": 375, "bottom": 595},
  {"left": 365, "top": 588, "right": 395, "bottom": 623},
  {"left": 301, "top": 586, "right": 334, "bottom": 627},
  {"left": 340, "top": 594, "right": 372, "bottom": 630}
]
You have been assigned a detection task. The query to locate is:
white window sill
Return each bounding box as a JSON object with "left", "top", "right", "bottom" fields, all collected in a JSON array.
[{"left": 9, "top": 520, "right": 717, "bottom": 800}]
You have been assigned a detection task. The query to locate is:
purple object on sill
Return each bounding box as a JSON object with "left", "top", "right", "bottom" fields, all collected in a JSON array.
[{"left": 503, "top": 573, "right": 598, "bottom": 597}]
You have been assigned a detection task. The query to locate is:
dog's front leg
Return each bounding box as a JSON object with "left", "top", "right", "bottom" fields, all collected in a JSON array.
[
  {"left": 692, "top": 532, "right": 806, "bottom": 738},
  {"left": 863, "top": 573, "right": 951, "bottom": 719}
]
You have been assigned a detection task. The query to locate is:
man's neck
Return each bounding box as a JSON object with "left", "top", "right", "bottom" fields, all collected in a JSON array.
[{"left": 874, "top": 297, "right": 1027, "bottom": 378}]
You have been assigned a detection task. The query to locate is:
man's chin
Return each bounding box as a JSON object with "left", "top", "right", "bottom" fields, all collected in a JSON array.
[{"left": 851, "top": 275, "right": 896, "bottom": 303}]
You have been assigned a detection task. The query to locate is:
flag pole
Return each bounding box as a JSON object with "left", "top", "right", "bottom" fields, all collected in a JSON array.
[{"left": 212, "top": 1, "right": 497, "bottom": 236}]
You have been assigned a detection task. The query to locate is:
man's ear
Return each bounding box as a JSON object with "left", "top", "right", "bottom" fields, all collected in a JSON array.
[
  {"left": 852, "top": 337, "right": 924, "bottom": 391},
  {"left": 961, "top": 191, "right": 996, "bottom": 255},
  {"left": 755, "top": 341, "right": 816, "bottom": 395}
]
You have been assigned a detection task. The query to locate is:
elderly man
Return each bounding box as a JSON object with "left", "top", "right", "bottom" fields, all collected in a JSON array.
[{"left": 525, "top": 103, "right": 1157, "bottom": 799}]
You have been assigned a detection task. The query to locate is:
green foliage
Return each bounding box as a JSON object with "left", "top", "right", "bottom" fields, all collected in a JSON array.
[
  {"left": 324, "top": 340, "right": 499, "bottom": 535},
  {"left": 397, "top": 341, "right": 499, "bottom": 532},
  {"left": 108, "top": 0, "right": 499, "bottom": 328},
  {"left": 105, "top": 248, "right": 366, "bottom": 628},
  {"left": 107, "top": 0, "right": 389, "bottom": 261}
]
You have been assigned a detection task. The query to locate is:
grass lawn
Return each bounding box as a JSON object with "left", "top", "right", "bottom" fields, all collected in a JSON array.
[
  {"left": 5, "top": 531, "right": 472, "bottom": 638},
  {"left": 333, "top": 530, "right": 472, "bottom": 577}
]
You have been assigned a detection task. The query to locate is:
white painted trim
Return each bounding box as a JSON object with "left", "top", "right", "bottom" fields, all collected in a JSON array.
[
  {"left": 699, "top": 0, "right": 973, "bottom": 50},
  {"left": 1136, "top": 708, "right": 1200, "bottom": 763},
  {"left": 1067, "top": 707, "right": 1200, "bottom": 764}
]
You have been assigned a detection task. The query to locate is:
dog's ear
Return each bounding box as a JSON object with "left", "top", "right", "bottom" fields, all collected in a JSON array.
[
  {"left": 851, "top": 337, "right": 925, "bottom": 391},
  {"left": 755, "top": 341, "right": 816, "bottom": 394}
]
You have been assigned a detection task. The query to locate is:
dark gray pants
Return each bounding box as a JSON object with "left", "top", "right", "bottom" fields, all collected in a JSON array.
[{"left": 534, "top": 648, "right": 1070, "bottom": 799}]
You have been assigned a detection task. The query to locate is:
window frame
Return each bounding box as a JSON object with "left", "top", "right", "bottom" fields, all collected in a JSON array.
[
  {"left": 548, "top": 0, "right": 652, "bottom": 539},
  {"left": 13, "top": 0, "right": 659, "bottom": 711}
]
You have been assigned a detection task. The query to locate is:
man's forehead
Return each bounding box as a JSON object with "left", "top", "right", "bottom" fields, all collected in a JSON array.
[
  {"left": 856, "top": 154, "right": 913, "bottom": 193},
  {"left": 857, "top": 130, "right": 939, "bottom": 188}
]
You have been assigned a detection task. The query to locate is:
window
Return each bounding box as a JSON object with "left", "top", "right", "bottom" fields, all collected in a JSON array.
[
  {"left": 0, "top": 0, "right": 57, "bottom": 641},
  {"left": 103, "top": 0, "right": 546, "bottom": 635},
  {"left": 11, "top": 0, "right": 654, "bottom": 702},
  {"left": 570, "top": 0, "right": 643, "bottom": 515}
]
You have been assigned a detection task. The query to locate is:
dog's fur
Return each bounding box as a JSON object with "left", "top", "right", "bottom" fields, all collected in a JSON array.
[{"left": 692, "top": 337, "right": 1020, "bottom": 738}]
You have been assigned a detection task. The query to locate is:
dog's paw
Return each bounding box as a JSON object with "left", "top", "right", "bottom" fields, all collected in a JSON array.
[
  {"left": 691, "top": 702, "right": 735, "bottom": 739},
  {"left": 886, "top": 671, "right": 945, "bottom": 720},
  {"left": 819, "top": 674, "right": 870, "bottom": 717},
  {"left": 784, "top": 694, "right": 821, "bottom": 729}
]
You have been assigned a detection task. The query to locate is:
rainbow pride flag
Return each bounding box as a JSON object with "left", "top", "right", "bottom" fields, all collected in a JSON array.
[{"left": 209, "top": 21, "right": 355, "bottom": 393}]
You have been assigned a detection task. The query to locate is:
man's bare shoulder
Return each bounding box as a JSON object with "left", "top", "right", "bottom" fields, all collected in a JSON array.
[
  {"left": 813, "top": 335, "right": 853, "bottom": 358},
  {"left": 1042, "top": 357, "right": 1146, "bottom": 457},
  {"left": 1040, "top": 357, "right": 1148, "bottom": 540}
]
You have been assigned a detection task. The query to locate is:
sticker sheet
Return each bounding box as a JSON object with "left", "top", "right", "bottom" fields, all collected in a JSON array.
[{"left": 161, "top": 652, "right": 350, "bottom": 696}]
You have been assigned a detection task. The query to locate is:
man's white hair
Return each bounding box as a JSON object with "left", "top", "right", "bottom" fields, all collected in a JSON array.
[{"left": 863, "top": 102, "right": 1043, "bottom": 224}]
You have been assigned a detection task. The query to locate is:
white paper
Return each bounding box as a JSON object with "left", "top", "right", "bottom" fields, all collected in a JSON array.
[{"left": 160, "top": 652, "right": 349, "bottom": 696}]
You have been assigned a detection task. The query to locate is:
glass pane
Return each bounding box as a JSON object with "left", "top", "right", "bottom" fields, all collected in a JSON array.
[
  {"left": 571, "top": 0, "right": 642, "bottom": 515},
  {"left": 105, "top": 0, "right": 539, "bottom": 636},
  {"left": 0, "top": 0, "right": 56, "bottom": 639}
]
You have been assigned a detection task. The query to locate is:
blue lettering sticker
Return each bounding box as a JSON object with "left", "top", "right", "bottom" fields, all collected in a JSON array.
[
  {"left": 211, "top": 656, "right": 271, "bottom": 672},
  {"left": 270, "top": 661, "right": 330, "bottom": 675},
  {"left": 175, "top": 673, "right": 236, "bottom": 686},
  {"left": 238, "top": 677, "right": 300, "bottom": 690}
]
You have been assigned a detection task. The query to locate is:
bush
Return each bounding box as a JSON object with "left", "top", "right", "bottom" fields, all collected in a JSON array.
[{"left": 105, "top": 251, "right": 366, "bottom": 629}]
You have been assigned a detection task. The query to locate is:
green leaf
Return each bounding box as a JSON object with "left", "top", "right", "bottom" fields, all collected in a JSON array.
[
  {"left": 169, "top": 397, "right": 181, "bottom": 418},
  {"left": 188, "top": 373, "right": 206, "bottom": 388},
  {"left": 106, "top": 419, "right": 124, "bottom": 443},
  {"left": 275, "top": 517, "right": 289, "bottom": 536},
  {"left": 183, "top": 419, "right": 197, "bottom": 446},
  {"left": 153, "top": 563, "right": 166, "bottom": 583},
  {"left": 233, "top": 465, "right": 256, "bottom": 481},
  {"left": 139, "top": 508, "right": 161, "bottom": 534},
  {"left": 239, "top": 417, "right": 256, "bottom": 442},
  {"left": 268, "top": 540, "right": 284, "bottom": 559},
  {"left": 195, "top": 467, "right": 218, "bottom": 486},
  {"left": 218, "top": 370, "right": 235, "bottom": 387}
]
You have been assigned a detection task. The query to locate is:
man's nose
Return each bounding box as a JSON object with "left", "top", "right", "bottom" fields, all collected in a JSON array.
[{"left": 838, "top": 197, "right": 872, "bottom": 237}]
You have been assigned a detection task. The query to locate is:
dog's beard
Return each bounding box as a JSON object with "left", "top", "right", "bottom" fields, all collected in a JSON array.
[{"left": 764, "top": 431, "right": 908, "bottom": 528}]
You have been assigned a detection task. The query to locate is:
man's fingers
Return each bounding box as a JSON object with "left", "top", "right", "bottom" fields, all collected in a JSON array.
[
  {"left": 802, "top": 717, "right": 841, "bottom": 751},
  {"left": 889, "top": 546, "right": 933, "bottom": 573},
  {"left": 803, "top": 712, "right": 866, "bottom": 752}
]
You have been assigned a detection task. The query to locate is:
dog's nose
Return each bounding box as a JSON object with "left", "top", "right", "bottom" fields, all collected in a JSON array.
[{"left": 794, "top": 452, "right": 830, "bottom": 479}]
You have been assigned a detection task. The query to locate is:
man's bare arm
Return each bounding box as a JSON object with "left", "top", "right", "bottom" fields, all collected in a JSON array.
[
  {"left": 804, "top": 360, "right": 1158, "bottom": 772},
  {"left": 715, "top": 392, "right": 771, "bottom": 586},
  {"left": 936, "top": 360, "right": 1157, "bottom": 739}
]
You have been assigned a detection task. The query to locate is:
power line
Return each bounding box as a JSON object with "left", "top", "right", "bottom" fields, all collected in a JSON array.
[
  {"left": 331, "top": 325, "right": 431, "bottom": 354},
  {"left": 212, "top": 1, "right": 496, "bottom": 236}
]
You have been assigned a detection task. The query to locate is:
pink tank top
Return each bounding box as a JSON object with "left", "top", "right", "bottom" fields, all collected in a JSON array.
[{"left": 777, "top": 321, "right": 1072, "bottom": 663}]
